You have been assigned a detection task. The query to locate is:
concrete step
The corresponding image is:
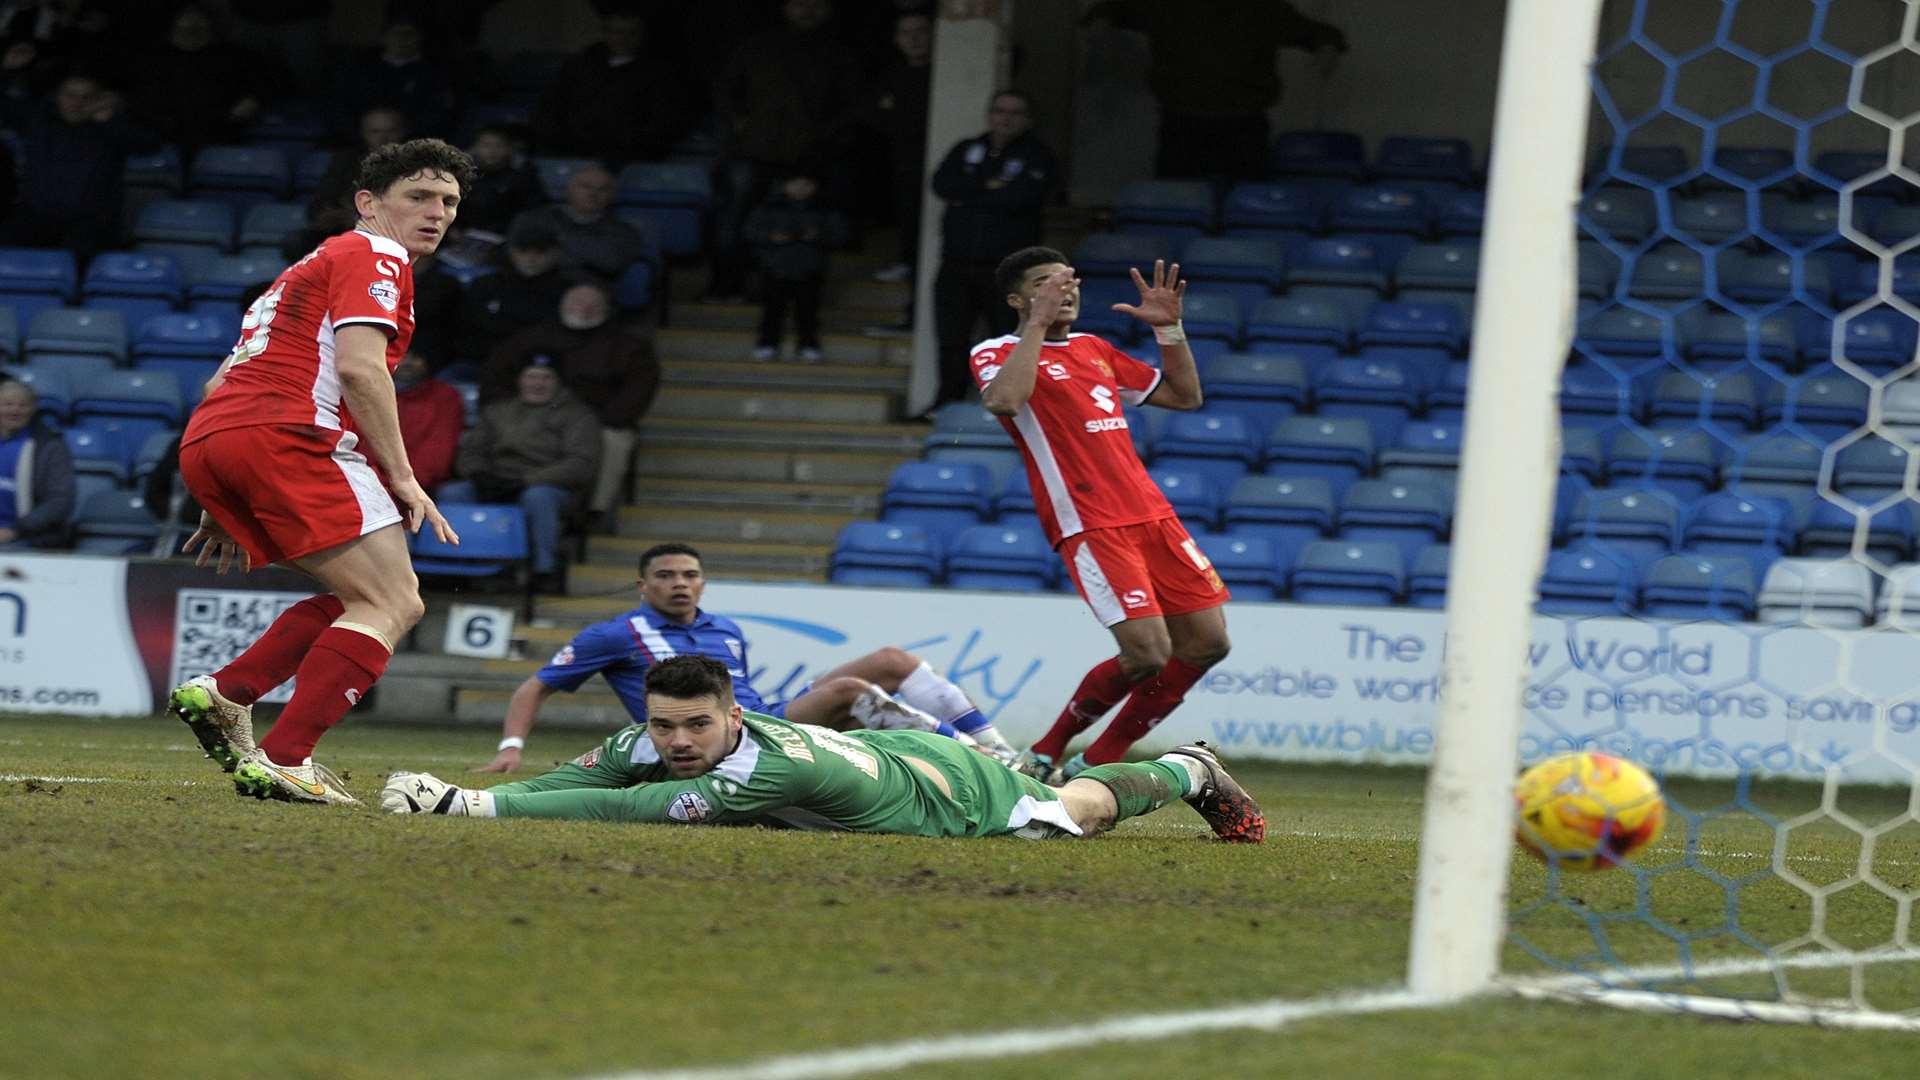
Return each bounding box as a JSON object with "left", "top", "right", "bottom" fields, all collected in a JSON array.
[
  {"left": 613, "top": 505, "right": 859, "bottom": 546},
  {"left": 633, "top": 445, "right": 911, "bottom": 486},
  {"left": 584, "top": 535, "right": 835, "bottom": 573},
  {"left": 638, "top": 416, "right": 927, "bottom": 454},
  {"left": 660, "top": 357, "right": 907, "bottom": 395},
  {"left": 658, "top": 326, "right": 904, "bottom": 367},
  {"left": 669, "top": 299, "right": 906, "bottom": 335},
  {"left": 568, "top": 557, "right": 822, "bottom": 594},
  {"left": 630, "top": 478, "right": 879, "bottom": 513},
  {"left": 455, "top": 686, "right": 630, "bottom": 728},
  {"left": 648, "top": 385, "right": 894, "bottom": 425}
]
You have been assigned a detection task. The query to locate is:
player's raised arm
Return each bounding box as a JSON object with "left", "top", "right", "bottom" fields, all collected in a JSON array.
[
  {"left": 1116, "top": 259, "right": 1203, "bottom": 410},
  {"left": 335, "top": 323, "right": 458, "bottom": 544},
  {"left": 475, "top": 675, "right": 557, "bottom": 772},
  {"left": 981, "top": 266, "right": 1076, "bottom": 415}
]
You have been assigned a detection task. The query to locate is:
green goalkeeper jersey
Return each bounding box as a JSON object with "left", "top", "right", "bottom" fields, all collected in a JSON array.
[{"left": 485, "top": 712, "right": 1077, "bottom": 839}]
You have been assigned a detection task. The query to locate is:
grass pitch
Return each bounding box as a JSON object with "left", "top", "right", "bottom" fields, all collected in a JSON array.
[{"left": 3, "top": 714, "right": 1918, "bottom": 1080}]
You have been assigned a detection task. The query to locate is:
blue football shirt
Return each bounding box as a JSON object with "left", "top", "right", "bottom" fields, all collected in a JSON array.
[{"left": 534, "top": 604, "right": 774, "bottom": 721}]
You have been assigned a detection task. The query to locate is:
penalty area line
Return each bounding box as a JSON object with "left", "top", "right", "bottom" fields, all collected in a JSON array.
[{"left": 571, "top": 987, "right": 1437, "bottom": 1080}]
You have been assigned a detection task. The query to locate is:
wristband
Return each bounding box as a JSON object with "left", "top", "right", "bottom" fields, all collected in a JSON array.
[
  {"left": 497, "top": 736, "right": 525, "bottom": 752},
  {"left": 1153, "top": 321, "right": 1187, "bottom": 345}
]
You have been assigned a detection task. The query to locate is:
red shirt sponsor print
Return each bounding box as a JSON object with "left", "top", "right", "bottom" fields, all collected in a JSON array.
[
  {"left": 969, "top": 332, "right": 1174, "bottom": 545},
  {"left": 186, "top": 229, "right": 416, "bottom": 444}
]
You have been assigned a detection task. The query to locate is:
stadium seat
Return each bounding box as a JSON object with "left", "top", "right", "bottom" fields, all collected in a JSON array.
[
  {"left": 1424, "top": 361, "right": 1471, "bottom": 425},
  {"left": 1073, "top": 234, "right": 1174, "bottom": 286},
  {"left": 1223, "top": 474, "right": 1335, "bottom": 551},
  {"left": 613, "top": 162, "right": 712, "bottom": 256},
  {"left": 1574, "top": 305, "right": 1670, "bottom": 359},
  {"left": 0, "top": 306, "right": 17, "bottom": 361},
  {"left": 1671, "top": 193, "right": 1752, "bottom": 247},
  {"left": 186, "top": 254, "right": 282, "bottom": 313},
  {"left": 830, "top": 521, "right": 941, "bottom": 587},
  {"left": 1683, "top": 491, "right": 1798, "bottom": 564},
  {"left": 131, "top": 428, "right": 176, "bottom": 485},
  {"left": 1579, "top": 187, "right": 1656, "bottom": 244},
  {"left": 1836, "top": 255, "right": 1920, "bottom": 307},
  {"left": 134, "top": 199, "right": 235, "bottom": 250},
  {"left": 1576, "top": 242, "right": 1622, "bottom": 300},
  {"left": 189, "top": 145, "right": 290, "bottom": 206},
  {"left": 83, "top": 252, "right": 183, "bottom": 304},
  {"left": 1284, "top": 237, "right": 1390, "bottom": 300},
  {"left": 1702, "top": 146, "right": 1795, "bottom": 191},
  {"left": 1245, "top": 297, "right": 1350, "bottom": 351},
  {"left": 880, "top": 461, "right": 992, "bottom": 538},
  {"left": 1607, "top": 428, "right": 1723, "bottom": 499},
  {"left": 1876, "top": 563, "right": 1920, "bottom": 627},
  {"left": 0, "top": 248, "right": 77, "bottom": 326},
  {"left": 1558, "top": 426, "right": 1605, "bottom": 485},
  {"left": 1336, "top": 479, "right": 1449, "bottom": 564},
  {"left": 1377, "top": 422, "right": 1462, "bottom": 486},
  {"left": 1764, "top": 196, "right": 1843, "bottom": 249},
  {"left": 1798, "top": 499, "right": 1917, "bottom": 566},
  {"left": 1761, "top": 366, "right": 1867, "bottom": 441},
  {"left": 1193, "top": 534, "right": 1284, "bottom": 601},
  {"left": 1559, "top": 365, "right": 1639, "bottom": 425},
  {"left": 1650, "top": 370, "right": 1760, "bottom": 430},
  {"left": 72, "top": 368, "right": 182, "bottom": 423},
  {"left": 1640, "top": 554, "right": 1758, "bottom": 620},
  {"left": 1374, "top": 136, "right": 1475, "bottom": 187},
  {"left": 924, "top": 401, "right": 1013, "bottom": 450},
  {"left": 239, "top": 202, "right": 306, "bottom": 250},
  {"left": 1626, "top": 244, "right": 1708, "bottom": 302},
  {"left": 1221, "top": 181, "right": 1322, "bottom": 235},
  {"left": 71, "top": 489, "right": 160, "bottom": 555},
  {"left": 1201, "top": 353, "right": 1309, "bottom": 433},
  {"left": 533, "top": 156, "right": 598, "bottom": 202},
  {"left": 124, "top": 145, "right": 183, "bottom": 194},
  {"left": 1722, "top": 429, "right": 1824, "bottom": 496},
  {"left": 1393, "top": 241, "right": 1478, "bottom": 294},
  {"left": 1264, "top": 416, "right": 1374, "bottom": 496},
  {"left": 1722, "top": 249, "right": 1832, "bottom": 307},
  {"left": 1833, "top": 307, "right": 1920, "bottom": 371},
  {"left": 1870, "top": 205, "right": 1920, "bottom": 248},
  {"left": 1267, "top": 130, "right": 1366, "bottom": 180},
  {"left": 1407, "top": 544, "right": 1450, "bottom": 608},
  {"left": 411, "top": 504, "right": 531, "bottom": 585},
  {"left": 1435, "top": 190, "right": 1486, "bottom": 237},
  {"left": 1071, "top": 278, "right": 1142, "bottom": 341},
  {"left": 993, "top": 468, "right": 1035, "bottom": 519},
  {"left": 1884, "top": 379, "right": 1920, "bottom": 442},
  {"left": 1834, "top": 436, "right": 1912, "bottom": 498},
  {"left": 292, "top": 148, "right": 332, "bottom": 195},
  {"left": 1178, "top": 237, "right": 1286, "bottom": 311},
  {"left": 922, "top": 446, "right": 1022, "bottom": 493},
  {"left": 1149, "top": 468, "right": 1220, "bottom": 531},
  {"left": 943, "top": 522, "right": 1054, "bottom": 592},
  {"left": 1757, "top": 557, "right": 1876, "bottom": 627},
  {"left": 1315, "top": 355, "right": 1424, "bottom": 446},
  {"left": 1153, "top": 410, "right": 1261, "bottom": 492},
  {"left": 1290, "top": 540, "right": 1404, "bottom": 606},
  {"left": 1177, "top": 292, "right": 1243, "bottom": 362},
  {"left": 1356, "top": 301, "right": 1465, "bottom": 354},
  {"left": 1686, "top": 310, "right": 1797, "bottom": 367},
  {"left": 1537, "top": 544, "right": 1637, "bottom": 616},
  {"left": 1569, "top": 488, "right": 1682, "bottom": 571},
  {"left": 134, "top": 312, "right": 237, "bottom": 362},
  {"left": 64, "top": 425, "right": 127, "bottom": 481},
  {"left": 1326, "top": 184, "right": 1431, "bottom": 238},
  {"left": 1113, "top": 179, "right": 1215, "bottom": 241},
  {"left": 25, "top": 308, "right": 125, "bottom": 361}
]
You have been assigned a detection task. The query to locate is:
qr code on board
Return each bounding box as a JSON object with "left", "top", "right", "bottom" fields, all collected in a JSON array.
[{"left": 172, "top": 590, "right": 313, "bottom": 704}]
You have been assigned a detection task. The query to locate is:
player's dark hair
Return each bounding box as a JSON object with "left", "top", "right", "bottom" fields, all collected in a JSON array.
[
  {"left": 355, "top": 137, "right": 477, "bottom": 200},
  {"left": 996, "top": 245, "right": 1069, "bottom": 296},
  {"left": 638, "top": 542, "right": 703, "bottom": 576},
  {"left": 646, "top": 655, "right": 734, "bottom": 706}
]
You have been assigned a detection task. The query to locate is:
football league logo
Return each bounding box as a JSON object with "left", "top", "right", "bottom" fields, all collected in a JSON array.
[
  {"left": 573, "top": 747, "right": 602, "bottom": 768},
  {"left": 551, "top": 645, "right": 575, "bottom": 666},
  {"left": 668, "top": 791, "right": 712, "bottom": 823},
  {"left": 368, "top": 279, "right": 400, "bottom": 312}
]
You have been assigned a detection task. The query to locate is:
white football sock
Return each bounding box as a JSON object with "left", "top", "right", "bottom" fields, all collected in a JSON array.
[
  {"left": 1156, "top": 752, "right": 1209, "bottom": 798},
  {"left": 849, "top": 685, "right": 940, "bottom": 731},
  {"left": 895, "top": 662, "right": 976, "bottom": 723}
]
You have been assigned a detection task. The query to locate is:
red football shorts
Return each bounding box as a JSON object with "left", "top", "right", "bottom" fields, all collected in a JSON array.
[
  {"left": 1059, "top": 517, "right": 1230, "bottom": 627},
  {"left": 180, "top": 424, "right": 402, "bottom": 566}
]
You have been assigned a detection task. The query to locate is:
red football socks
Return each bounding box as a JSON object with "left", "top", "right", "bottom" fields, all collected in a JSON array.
[
  {"left": 1031, "top": 656, "right": 1135, "bottom": 761},
  {"left": 257, "top": 625, "right": 390, "bottom": 766},
  {"left": 1084, "top": 656, "right": 1209, "bottom": 766},
  {"left": 214, "top": 594, "right": 346, "bottom": 706}
]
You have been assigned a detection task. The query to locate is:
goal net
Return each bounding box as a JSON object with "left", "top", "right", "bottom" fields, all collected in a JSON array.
[{"left": 1413, "top": 0, "right": 1920, "bottom": 1028}]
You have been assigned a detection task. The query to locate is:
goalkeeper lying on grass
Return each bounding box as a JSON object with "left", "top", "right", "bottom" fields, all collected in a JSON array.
[{"left": 383, "top": 654, "right": 1263, "bottom": 842}]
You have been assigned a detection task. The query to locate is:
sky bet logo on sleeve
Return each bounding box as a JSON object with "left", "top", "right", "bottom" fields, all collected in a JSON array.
[
  {"left": 668, "top": 791, "right": 712, "bottom": 823},
  {"left": 368, "top": 279, "right": 400, "bottom": 312}
]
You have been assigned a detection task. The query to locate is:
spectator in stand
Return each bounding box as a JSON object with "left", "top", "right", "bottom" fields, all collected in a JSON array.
[
  {"left": 510, "top": 164, "right": 651, "bottom": 282},
  {"left": 127, "top": 3, "right": 264, "bottom": 160},
  {"left": 455, "top": 216, "right": 575, "bottom": 365},
  {"left": 456, "top": 125, "right": 541, "bottom": 238},
  {"left": 704, "top": 0, "right": 862, "bottom": 302},
  {"left": 336, "top": 14, "right": 453, "bottom": 140},
  {"left": 483, "top": 282, "right": 661, "bottom": 520},
  {"left": 1085, "top": 0, "right": 1345, "bottom": 180},
  {"left": 863, "top": 10, "right": 931, "bottom": 288},
  {"left": 307, "top": 105, "right": 408, "bottom": 226},
  {"left": 745, "top": 170, "right": 847, "bottom": 363},
  {"left": 0, "top": 72, "right": 154, "bottom": 258},
  {"left": 929, "top": 89, "right": 1057, "bottom": 408},
  {"left": 407, "top": 250, "right": 463, "bottom": 371},
  {"left": 534, "top": 7, "right": 691, "bottom": 166},
  {"left": 0, "top": 379, "right": 74, "bottom": 550},
  {"left": 444, "top": 362, "right": 601, "bottom": 592},
  {"left": 0, "top": 1, "right": 113, "bottom": 97},
  {"left": 393, "top": 350, "right": 463, "bottom": 493}
]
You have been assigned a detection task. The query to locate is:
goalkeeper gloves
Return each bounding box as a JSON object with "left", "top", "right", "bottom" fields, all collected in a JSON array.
[{"left": 380, "top": 771, "right": 492, "bottom": 816}]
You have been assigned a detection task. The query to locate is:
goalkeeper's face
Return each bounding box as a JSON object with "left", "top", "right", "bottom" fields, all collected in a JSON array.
[{"left": 646, "top": 694, "right": 744, "bottom": 778}]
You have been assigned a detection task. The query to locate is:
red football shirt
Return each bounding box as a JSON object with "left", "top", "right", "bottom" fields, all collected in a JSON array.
[
  {"left": 184, "top": 228, "right": 416, "bottom": 445},
  {"left": 969, "top": 332, "right": 1173, "bottom": 545}
]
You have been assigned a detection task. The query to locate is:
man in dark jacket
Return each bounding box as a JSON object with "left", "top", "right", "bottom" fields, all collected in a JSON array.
[
  {"left": 455, "top": 217, "right": 576, "bottom": 365},
  {"left": 0, "top": 380, "right": 74, "bottom": 550},
  {"left": 2, "top": 72, "right": 155, "bottom": 258},
  {"left": 455, "top": 126, "right": 541, "bottom": 238},
  {"left": 929, "top": 90, "right": 1057, "bottom": 407},
  {"left": 863, "top": 10, "right": 932, "bottom": 285},
  {"left": 442, "top": 363, "right": 602, "bottom": 590},
  {"left": 534, "top": 9, "right": 691, "bottom": 165},
  {"left": 509, "top": 164, "right": 653, "bottom": 282},
  {"left": 482, "top": 282, "right": 661, "bottom": 515}
]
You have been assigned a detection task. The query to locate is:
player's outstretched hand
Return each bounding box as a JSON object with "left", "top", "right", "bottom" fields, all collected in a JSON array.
[
  {"left": 473, "top": 747, "right": 521, "bottom": 774},
  {"left": 1025, "top": 266, "right": 1080, "bottom": 328},
  {"left": 1113, "top": 259, "right": 1187, "bottom": 328},
  {"left": 183, "top": 511, "right": 252, "bottom": 574},
  {"left": 380, "top": 771, "right": 460, "bottom": 814},
  {"left": 392, "top": 477, "right": 459, "bottom": 545}
]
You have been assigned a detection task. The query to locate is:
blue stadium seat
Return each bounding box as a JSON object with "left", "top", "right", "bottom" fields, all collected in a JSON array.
[
  {"left": 943, "top": 522, "right": 1054, "bottom": 592},
  {"left": 1315, "top": 355, "right": 1424, "bottom": 446},
  {"left": 1579, "top": 187, "right": 1656, "bottom": 244},
  {"left": 71, "top": 489, "right": 160, "bottom": 555},
  {"left": 1683, "top": 491, "right": 1798, "bottom": 564},
  {"left": 1178, "top": 237, "right": 1286, "bottom": 311},
  {"left": 614, "top": 162, "right": 712, "bottom": 256},
  {"left": 1268, "top": 130, "right": 1366, "bottom": 180},
  {"left": 1407, "top": 544, "right": 1450, "bottom": 608},
  {"left": 412, "top": 504, "right": 531, "bottom": 580},
  {"left": 1577, "top": 242, "right": 1622, "bottom": 300},
  {"left": 1835, "top": 307, "right": 1919, "bottom": 371},
  {"left": 1798, "top": 499, "right": 1917, "bottom": 565},
  {"left": 239, "top": 202, "right": 307, "bottom": 250},
  {"left": 64, "top": 424, "right": 127, "bottom": 481},
  {"left": 1337, "top": 478, "right": 1450, "bottom": 564},
  {"left": 1813, "top": 151, "right": 1908, "bottom": 198},
  {"left": 1686, "top": 310, "right": 1796, "bottom": 367},
  {"left": 84, "top": 252, "right": 183, "bottom": 304},
  {"left": 1179, "top": 293, "right": 1243, "bottom": 361},
  {"left": 25, "top": 308, "right": 125, "bottom": 361},
  {"left": 1671, "top": 193, "right": 1751, "bottom": 247},
  {"left": 1834, "top": 436, "right": 1913, "bottom": 498},
  {"left": 1194, "top": 534, "right": 1284, "bottom": 601},
  {"left": 533, "top": 156, "right": 597, "bottom": 202},
  {"left": 1264, "top": 416, "right": 1374, "bottom": 496},
  {"left": 1284, "top": 237, "right": 1390, "bottom": 295},
  {"left": 1150, "top": 468, "right": 1220, "bottom": 531},
  {"left": 189, "top": 145, "right": 290, "bottom": 206},
  {"left": 1626, "top": 244, "right": 1707, "bottom": 301},
  {"left": 1650, "top": 370, "right": 1760, "bottom": 430},
  {"left": 1113, "top": 179, "right": 1215, "bottom": 241},
  {"left": 925, "top": 401, "right": 1013, "bottom": 450},
  {"left": 1245, "top": 297, "right": 1350, "bottom": 351},
  {"left": 1071, "top": 278, "right": 1142, "bottom": 341},
  {"left": 242, "top": 102, "right": 330, "bottom": 148},
  {"left": 1326, "top": 184, "right": 1432, "bottom": 237},
  {"left": 1356, "top": 301, "right": 1465, "bottom": 353},
  {"left": 1221, "top": 181, "right": 1322, "bottom": 235},
  {"left": 1425, "top": 361, "right": 1471, "bottom": 425},
  {"left": 1201, "top": 353, "right": 1309, "bottom": 433},
  {"left": 1392, "top": 241, "right": 1478, "bottom": 294},
  {"left": 0, "top": 248, "right": 77, "bottom": 325},
  {"left": 1764, "top": 197, "right": 1842, "bottom": 249},
  {"left": 1559, "top": 426, "right": 1606, "bottom": 485},
  {"left": 922, "top": 446, "right": 1022, "bottom": 493},
  {"left": 1612, "top": 144, "right": 1693, "bottom": 186},
  {"left": 1835, "top": 256, "right": 1920, "bottom": 307},
  {"left": 1761, "top": 366, "right": 1866, "bottom": 441},
  {"left": 1569, "top": 488, "right": 1682, "bottom": 571},
  {"left": 1722, "top": 249, "right": 1832, "bottom": 306},
  {"left": 1607, "top": 428, "right": 1722, "bottom": 499},
  {"left": 1223, "top": 474, "right": 1335, "bottom": 551},
  {"left": 1073, "top": 233, "right": 1172, "bottom": 283},
  {"left": 1559, "top": 365, "right": 1639, "bottom": 424},
  {"left": 134, "top": 200, "right": 235, "bottom": 250},
  {"left": 881, "top": 461, "right": 992, "bottom": 538},
  {"left": 1537, "top": 545, "right": 1637, "bottom": 616},
  {"left": 1374, "top": 136, "right": 1475, "bottom": 186},
  {"left": 73, "top": 369, "right": 182, "bottom": 424},
  {"left": 134, "top": 312, "right": 237, "bottom": 362},
  {"left": 132, "top": 428, "right": 176, "bottom": 484},
  {"left": 1153, "top": 410, "right": 1261, "bottom": 492},
  {"left": 1722, "top": 429, "right": 1824, "bottom": 496},
  {"left": 1291, "top": 540, "right": 1404, "bottom": 606},
  {"left": 124, "top": 146, "right": 183, "bottom": 194},
  {"left": 1703, "top": 146, "right": 1795, "bottom": 192},
  {"left": 1575, "top": 305, "right": 1670, "bottom": 358},
  {"left": 830, "top": 522, "right": 941, "bottom": 587},
  {"left": 1377, "top": 422, "right": 1462, "bottom": 485},
  {"left": 186, "top": 254, "right": 282, "bottom": 313},
  {"left": 293, "top": 148, "right": 331, "bottom": 195},
  {"left": 1640, "top": 554, "right": 1758, "bottom": 620},
  {"left": 1869, "top": 205, "right": 1920, "bottom": 248},
  {"left": 1435, "top": 190, "right": 1485, "bottom": 237},
  {"left": 993, "top": 468, "right": 1035, "bottom": 518}
]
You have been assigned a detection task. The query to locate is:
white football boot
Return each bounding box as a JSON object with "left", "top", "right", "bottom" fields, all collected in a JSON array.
[
  {"left": 168, "top": 675, "right": 256, "bottom": 773},
  {"left": 232, "top": 749, "right": 361, "bottom": 806}
]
